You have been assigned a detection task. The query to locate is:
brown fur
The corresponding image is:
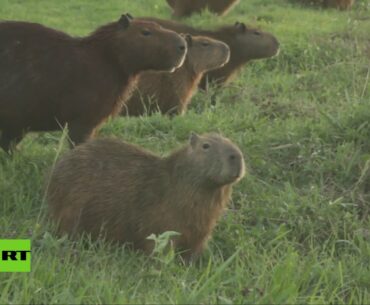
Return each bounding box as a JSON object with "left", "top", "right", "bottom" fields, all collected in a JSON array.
[
  {"left": 47, "top": 133, "right": 245, "bottom": 260},
  {"left": 122, "top": 35, "right": 230, "bottom": 116},
  {"left": 139, "top": 17, "right": 280, "bottom": 89},
  {"left": 301, "top": 0, "right": 355, "bottom": 9},
  {"left": 166, "top": 0, "right": 240, "bottom": 17},
  {"left": 0, "top": 15, "right": 187, "bottom": 153}
]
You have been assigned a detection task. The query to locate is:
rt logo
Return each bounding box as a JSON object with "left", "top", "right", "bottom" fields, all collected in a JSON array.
[{"left": 0, "top": 240, "right": 31, "bottom": 272}]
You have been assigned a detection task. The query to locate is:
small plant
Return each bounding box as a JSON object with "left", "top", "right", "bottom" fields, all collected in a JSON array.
[{"left": 146, "top": 231, "right": 181, "bottom": 264}]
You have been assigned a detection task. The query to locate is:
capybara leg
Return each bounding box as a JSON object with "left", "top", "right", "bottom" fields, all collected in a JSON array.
[
  {"left": 0, "top": 130, "right": 24, "bottom": 154},
  {"left": 166, "top": 106, "right": 181, "bottom": 117},
  {"left": 141, "top": 239, "right": 155, "bottom": 255},
  {"left": 178, "top": 249, "right": 202, "bottom": 265},
  {"left": 68, "top": 123, "right": 95, "bottom": 148},
  {"left": 180, "top": 240, "right": 206, "bottom": 264}
]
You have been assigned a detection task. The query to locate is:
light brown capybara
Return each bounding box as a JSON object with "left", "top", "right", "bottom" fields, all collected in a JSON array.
[
  {"left": 122, "top": 34, "right": 230, "bottom": 116},
  {"left": 301, "top": 0, "right": 355, "bottom": 9},
  {"left": 166, "top": 0, "right": 240, "bottom": 17},
  {"left": 139, "top": 17, "right": 280, "bottom": 89},
  {"left": 0, "top": 14, "right": 187, "bottom": 153},
  {"left": 47, "top": 133, "right": 245, "bottom": 260}
]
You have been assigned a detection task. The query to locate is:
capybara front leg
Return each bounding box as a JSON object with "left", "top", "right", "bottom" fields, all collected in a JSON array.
[{"left": 68, "top": 123, "right": 96, "bottom": 148}]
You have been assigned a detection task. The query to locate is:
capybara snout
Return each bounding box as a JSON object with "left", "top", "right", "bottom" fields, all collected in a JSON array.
[
  {"left": 219, "top": 150, "right": 245, "bottom": 185},
  {"left": 165, "top": 32, "right": 188, "bottom": 71},
  {"left": 177, "top": 41, "right": 187, "bottom": 52},
  {"left": 227, "top": 150, "right": 245, "bottom": 181},
  {"left": 220, "top": 43, "right": 231, "bottom": 67},
  {"left": 156, "top": 27, "right": 188, "bottom": 72},
  {"left": 127, "top": 20, "right": 188, "bottom": 72}
]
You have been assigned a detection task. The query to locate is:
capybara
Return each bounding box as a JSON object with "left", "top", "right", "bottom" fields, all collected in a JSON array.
[
  {"left": 139, "top": 17, "right": 280, "bottom": 89},
  {"left": 166, "top": 0, "right": 240, "bottom": 17},
  {"left": 0, "top": 15, "right": 187, "bottom": 153},
  {"left": 122, "top": 34, "right": 230, "bottom": 116},
  {"left": 47, "top": 133, "right": 245, "bottom": 260},
  {"left": 301, "top": 0, "right": 355, "bottom": 9}
]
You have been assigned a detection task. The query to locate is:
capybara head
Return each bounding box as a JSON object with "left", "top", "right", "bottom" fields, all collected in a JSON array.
[
  {"left": 185, "top": 133, "right": 245, "bottom": 187},
  {"left": 183, "top": 34, "right": 230, "bottom": 74},
  {"left": 111, "top": 14, "right": 187, "bottom": 73},
  {"left": 227, "top": 22, "right": 280, "bottom": 60}
]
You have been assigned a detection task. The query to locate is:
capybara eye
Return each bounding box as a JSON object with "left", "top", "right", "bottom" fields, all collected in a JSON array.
[
  {"left": 253, "top": 31, "right": 261, "bottom": 36},
  {"left": 141, "top": 29, "right": 152, "bottom": 36},
  {"left": 202, "top": 143, "right": 210, "bottom": 150},
  {"left": 201, "top": 42, "right": 210, "bottom": 47}
]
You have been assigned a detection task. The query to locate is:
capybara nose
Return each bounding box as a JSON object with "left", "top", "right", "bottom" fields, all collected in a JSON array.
[
  {"left": 233, "top": 170, "right": 242, "bottom": 179},
  {"left": 178, "top": 44, "right": 186, "bottom": 52},
  {"left": 229, "top": 154, "right": 237, "bottom": 161},
  {"left": 229, "top": 153, "right": 244, "bottom": 179}
]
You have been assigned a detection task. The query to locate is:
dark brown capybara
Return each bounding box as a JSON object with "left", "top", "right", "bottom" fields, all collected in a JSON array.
[
  {"left": 166, "top": 0, "right": 240, "bottom": 17},
  {"left": 47, "top": 133, "right": 245, "bottom": 260},
  {"left": 0, "top": 14, "right": 187, "bottom": 153},
  {"left": 122, "top": 34, "right": 230, "bottom": 116},
  {"left": 139, "top": 17, "right": 280, "bottom": 89},
  {"left": 301, "top": 0, "right": 354, "bottom": 9}
]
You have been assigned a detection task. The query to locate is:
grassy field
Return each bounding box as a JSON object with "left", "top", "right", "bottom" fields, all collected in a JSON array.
[{"left": 1, "top": 0, "right": 370, "bottom": 303}]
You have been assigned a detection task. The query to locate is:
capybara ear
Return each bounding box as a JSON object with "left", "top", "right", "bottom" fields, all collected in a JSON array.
[
  {"left": 234, "top": 21, "right": 246, "bottom": 33},
  {"left": 190, "top": 132, "right": 200, "bottom": 148},
  {"left": 185, "top": 34, "right": 193, "bottom": 47},
  {"left": 118, "top": 14, "right": 132, "bottom": 29}
]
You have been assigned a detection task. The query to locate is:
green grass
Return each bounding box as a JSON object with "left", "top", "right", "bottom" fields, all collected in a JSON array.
[{"left": 1, "top": 0, "right": 370, "bottom": 303}]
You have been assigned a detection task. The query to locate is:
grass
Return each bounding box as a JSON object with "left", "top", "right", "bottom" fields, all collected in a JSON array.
[{"left": 1, "top": 0, "right": 370, "bottom": 303}]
